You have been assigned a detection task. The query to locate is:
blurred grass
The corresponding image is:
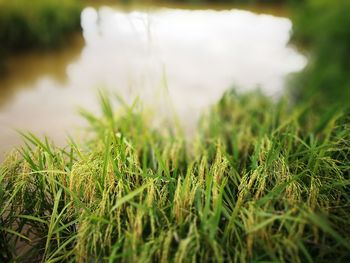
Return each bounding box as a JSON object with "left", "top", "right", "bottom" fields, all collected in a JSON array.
[
  {"left": 291, "top": 0, "right": 350, "bottom": 110},
  {"left": 0, "top": 0, "right": 81, "bottom": 59}
]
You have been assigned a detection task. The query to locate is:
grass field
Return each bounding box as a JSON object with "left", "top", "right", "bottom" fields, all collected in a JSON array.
[{"left": 1, "top": 90, "right": 349, "bottom": 262}]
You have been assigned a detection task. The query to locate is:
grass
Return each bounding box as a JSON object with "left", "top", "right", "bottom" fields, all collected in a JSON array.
[
  {"left": 0, "top": 0, "right": 81, "bottom": 60},
  {"left": 290, "top": 0, "right": 350, "bottom": 109},
  {"left": 0, "top": 89, "right": 349, "bottom": 262}
]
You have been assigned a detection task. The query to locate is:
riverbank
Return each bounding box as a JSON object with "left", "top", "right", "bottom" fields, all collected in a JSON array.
[
  {"left": 0, "top": 1, "right": 259, "bottom": 73},
  {"left": 0, "top": 0, "right": 294, "bottom": 68},
  {"left": 0, "top": 0, "right": 82, "bottom": 66}
]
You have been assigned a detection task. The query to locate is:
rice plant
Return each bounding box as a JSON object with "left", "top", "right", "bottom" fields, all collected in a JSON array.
[{"left": 1, "top": 90, "right": 349, "bottom": 262}]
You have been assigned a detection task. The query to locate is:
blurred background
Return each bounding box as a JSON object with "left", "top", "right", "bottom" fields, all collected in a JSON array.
[{"left": 0, "top": 0, "right": 349, "bottom": 159}]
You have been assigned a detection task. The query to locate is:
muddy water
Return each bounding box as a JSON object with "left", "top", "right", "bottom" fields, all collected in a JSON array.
[{"left": 0, "top": 5, "right": 307, "bottom": 159}]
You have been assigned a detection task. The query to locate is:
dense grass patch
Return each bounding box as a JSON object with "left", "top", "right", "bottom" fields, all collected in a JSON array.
[
  {"left": 1, "top": 91, "right": 349, "bottom": 262},
  {"left": 0, "top": 0, "right": 81, "bottom": 57}
]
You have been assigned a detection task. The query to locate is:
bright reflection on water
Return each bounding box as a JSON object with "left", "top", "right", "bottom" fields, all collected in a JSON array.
[{"left": 0, "top": 7, "right": 307, "bottom": 158}]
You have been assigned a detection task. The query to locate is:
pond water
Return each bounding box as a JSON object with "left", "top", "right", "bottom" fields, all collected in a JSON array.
[{"left": 0, "top": 4, "right": 307, "bottom": 159}]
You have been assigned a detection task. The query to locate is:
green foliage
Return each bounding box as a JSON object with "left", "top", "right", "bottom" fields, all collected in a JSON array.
[
  {"left": 0, "top": 0, "right": 81, "bottom": 56},
  {"left": 1, "top": 91, "right": 349, "bottom": 262},
  {"left": 291, "top": 0, "right": 350, "bottom": 109},
  {"left": 1, "top": 0, "right": 350, "bottom": 261}
]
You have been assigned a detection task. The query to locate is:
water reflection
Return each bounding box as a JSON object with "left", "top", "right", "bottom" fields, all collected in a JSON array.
[
  {"left": 0, "top": 7, "right": 307, "bottom": 158},
  {"left": 0, "top": 35, "right": 84, "bottom": 108}
]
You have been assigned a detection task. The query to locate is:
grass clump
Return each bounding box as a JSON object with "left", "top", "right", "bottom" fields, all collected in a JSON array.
[{"left": 1, "top": 90, "right": 349, "bottom": 262}]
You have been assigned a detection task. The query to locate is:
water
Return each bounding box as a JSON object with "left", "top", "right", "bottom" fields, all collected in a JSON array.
[{"left": 0, "top": 5, "right": 307, "bottom": 159}]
